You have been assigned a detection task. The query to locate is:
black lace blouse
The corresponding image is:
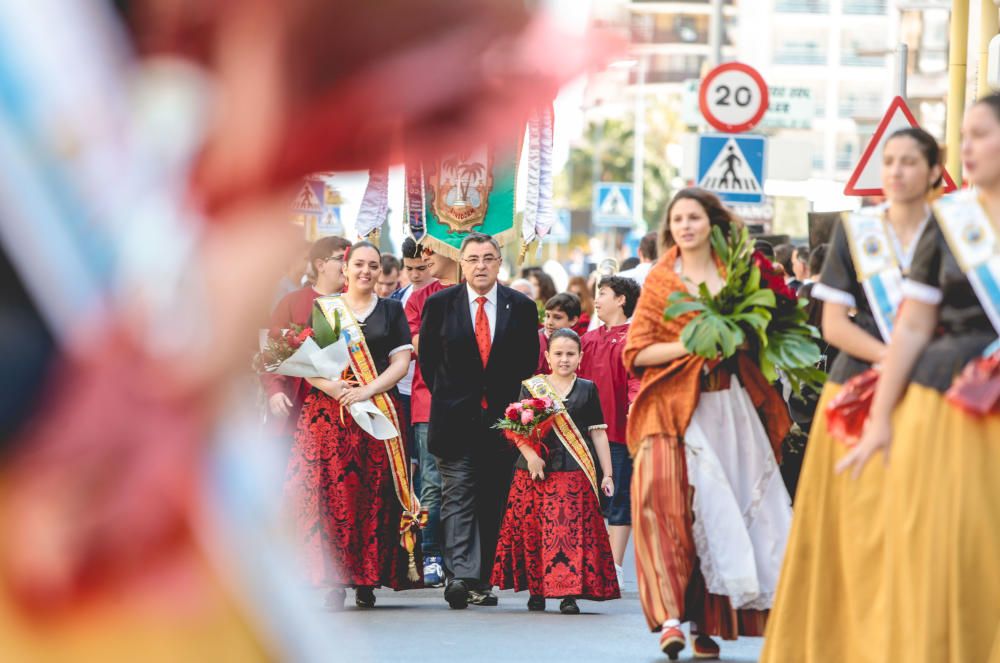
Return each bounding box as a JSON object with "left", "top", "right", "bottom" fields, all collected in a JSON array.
[
  {"left": 513, "top": 378, "right": 606, "bottom": 474},
  {"left": 904, "top": 218, "right": 998, "bottom": 393}
]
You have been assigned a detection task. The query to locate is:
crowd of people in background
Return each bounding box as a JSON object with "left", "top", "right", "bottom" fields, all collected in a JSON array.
[
  {"left": 261, "top": 94, "right": 1000, "bottom": 662},
  {"left": 261, "top": 210, "right": 822, "bottom": 653}
]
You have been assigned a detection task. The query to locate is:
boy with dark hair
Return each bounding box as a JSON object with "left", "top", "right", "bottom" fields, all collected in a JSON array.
[
  {"left": 577, "top": 275, "right": 641, "bottom": 589},
  {"left": 537, "top": 292, "right": 581, "bottom": 374}
]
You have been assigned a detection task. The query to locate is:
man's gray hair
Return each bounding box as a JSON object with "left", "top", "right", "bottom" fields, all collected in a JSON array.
[{"left": 459, "top": 232, "right": 501, "bottom": 257}]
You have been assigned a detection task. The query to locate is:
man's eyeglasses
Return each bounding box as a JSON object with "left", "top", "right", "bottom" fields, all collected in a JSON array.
[
  {"left": 325, "top": 254, "right": 345, "bottom": 263},
  {"left": 462, "top": 256, "right": 500, "bottom": 267}
]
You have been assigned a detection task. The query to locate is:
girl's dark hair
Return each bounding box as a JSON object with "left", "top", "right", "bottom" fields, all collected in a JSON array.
[
  {"left": 975, "top": 91, "right": 1000, "bottom": 124},
  {"left": 347, "top": 240, "right": 381, "bottom": 260},
  {"left": 567, "top": 275, "right": 594, "bottom": 316},
  {"left": 885, "top": 127, "right": 943, "bottom": 189},
  {"left": 661, "top": 188, "right": 742, "bottom": 251},
  {"left": 530, "top": 270, "right": 557, "bottom": 303},
  {"left": 548, "top": 327, "right": 581, "bottom": 350}
]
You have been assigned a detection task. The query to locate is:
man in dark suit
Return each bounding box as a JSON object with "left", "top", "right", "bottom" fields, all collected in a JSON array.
[{"left": 418, "top": 232, "right": 540, "bottom": 609}]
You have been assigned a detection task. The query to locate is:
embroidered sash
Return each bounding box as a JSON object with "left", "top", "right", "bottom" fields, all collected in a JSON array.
[
  {"left": 315, "top": 296, "right": 425, "bottom": 571},
  {"left": 522, "top": 376, "right": 600, "bottom": 498},
  {"left": 933, "top": 192, "right": 1000, "bottom": 354},
  {"left": 841, "top": 207, "right": 905, "bottom": 342}
]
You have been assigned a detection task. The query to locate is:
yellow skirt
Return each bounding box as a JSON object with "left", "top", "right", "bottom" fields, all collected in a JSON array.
[
  {"left": 883, "top": 383, "right": 1000, "bottom": 663},
  {"left": 0, "top": 482, "right": 269, "bottom": 663},
  {"left": 761, "top": 383, "right": 888, "bottom": 663}
]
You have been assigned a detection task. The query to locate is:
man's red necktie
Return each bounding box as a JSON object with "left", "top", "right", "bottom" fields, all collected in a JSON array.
[{"left": 475, "top": 296, "right": 491, "bottom": 407}]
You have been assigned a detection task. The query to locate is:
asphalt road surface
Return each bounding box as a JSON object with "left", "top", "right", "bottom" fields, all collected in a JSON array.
[
  {"left": 318, "top": 536, "right": 761, "bottom": 663},
  {"left": 322, "top": 588, "right": 763, "bottom": 662}
]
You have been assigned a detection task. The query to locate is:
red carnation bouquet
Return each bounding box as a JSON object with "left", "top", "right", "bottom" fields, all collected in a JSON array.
[{"left": 493, "top": 397, "right": 559, "bottom": 458}]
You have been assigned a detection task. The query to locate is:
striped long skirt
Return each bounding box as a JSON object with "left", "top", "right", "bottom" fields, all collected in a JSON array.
[{"left": 631, "top": 432, "right": 771, "bottom": 640}]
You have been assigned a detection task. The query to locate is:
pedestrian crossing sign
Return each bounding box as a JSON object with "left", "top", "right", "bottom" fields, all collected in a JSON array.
[
  {"left": 593, "top": 182, "right": 634, "bottom": 228},
  {"left": 697, "top": 134, "right": 766, "bottom": 204}
]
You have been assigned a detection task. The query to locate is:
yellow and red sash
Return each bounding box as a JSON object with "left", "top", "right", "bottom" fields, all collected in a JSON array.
[
  {"left": 522, "top": 375, "right": 600, "bottom": 498},
  {"left": 316, "top": 296, "right": 425, "bottom": 579}
]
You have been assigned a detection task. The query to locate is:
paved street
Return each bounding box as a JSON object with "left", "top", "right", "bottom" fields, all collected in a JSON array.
[
  {"left": 324, "top": 588, "right": 762, "bottom": 662},
  {"left": 312, "top": 534, "right": 761, "bottom": 662}
]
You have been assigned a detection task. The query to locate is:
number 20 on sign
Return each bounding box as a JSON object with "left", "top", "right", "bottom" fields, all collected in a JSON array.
[{"left": 698, "top": 62, "right": 769, "bottom": 134}]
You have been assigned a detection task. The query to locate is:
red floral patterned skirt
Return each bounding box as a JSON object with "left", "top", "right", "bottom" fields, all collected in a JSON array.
[
  {"left": 492, "top": 469, "right": 620, "bottom": 600},
  {"left": 284, "top": 390, "right": 418, "bottom": 590}
]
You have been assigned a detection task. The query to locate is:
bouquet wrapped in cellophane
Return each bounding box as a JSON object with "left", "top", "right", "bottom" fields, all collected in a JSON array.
[
  {"left": 493, "top": 397, "right": 559, "bottom": 459},
  {"left": 254, "top": 305, "right": 346, "bottom": 381},
  {"left": 664, "top": 225, "right": 826, "bottom": 396}
]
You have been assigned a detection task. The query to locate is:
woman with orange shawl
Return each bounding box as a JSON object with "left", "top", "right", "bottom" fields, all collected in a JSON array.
[{"left": 624, "top": 188, "right": 793, "bottom": 660}]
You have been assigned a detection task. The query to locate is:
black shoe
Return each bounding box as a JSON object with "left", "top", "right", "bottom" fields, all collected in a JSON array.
[
  {"left": 468, "top": 588, "right": 499, "bottom": 607},
  {"left": 444, "top": 579, "right": 469, "bottom": 610},
  {"left": 559, "top": 598, "right": 580, "bottom": 615},
  {"left": 527, "top": 595, "right": 546, "bottom": 612},
  {"left": 324, "top": 588, "right": 346, "bottom": 611},
  {"left": 355, "top": 586, "right": 376, "bottom": 609}
]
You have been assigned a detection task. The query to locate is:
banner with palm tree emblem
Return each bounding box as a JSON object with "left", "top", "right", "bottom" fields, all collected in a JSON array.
[{"left": 418, "top": 135, "right": 521, "bottom": 260}]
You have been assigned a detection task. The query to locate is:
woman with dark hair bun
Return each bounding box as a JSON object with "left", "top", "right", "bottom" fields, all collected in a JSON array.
[
  {"left": 625, "top": 188, "right": 793, "bottom": 659},
  {"left": 833, "top": 95, "right": 1000, "bottom": 663},
  {"left": 284, "top": 241, "right": 421, "bottom": 611},
  {"left": 762, "top": 125, "right": 943, "bottom": 663}
]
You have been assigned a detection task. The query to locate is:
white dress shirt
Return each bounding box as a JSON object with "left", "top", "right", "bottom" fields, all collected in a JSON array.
[
  {"left": 617, "top": 261, "right": 652, "bottom": 287},
  {"left": 467, "top": 282, "right": 498, "bottom": 341},
  {"left": 396, "top": 284, "right": 417, "bottom": 396}
]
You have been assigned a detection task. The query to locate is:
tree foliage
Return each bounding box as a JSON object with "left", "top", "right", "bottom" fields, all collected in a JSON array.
[{"left": 556, "top": 105, "right": 680, "bottom": 232}]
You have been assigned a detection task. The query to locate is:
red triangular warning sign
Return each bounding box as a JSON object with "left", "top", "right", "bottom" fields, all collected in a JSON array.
[{"left": 843, "top": 96, "right": 957, "bottom": 196}]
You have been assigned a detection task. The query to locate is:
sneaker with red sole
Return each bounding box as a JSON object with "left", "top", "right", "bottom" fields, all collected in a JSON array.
[
  {"left": 692, "top": 634, "right": 720, "bottom": 660},
  {"left": 659, "top": 626, "right": 685, "bottom": 660}
]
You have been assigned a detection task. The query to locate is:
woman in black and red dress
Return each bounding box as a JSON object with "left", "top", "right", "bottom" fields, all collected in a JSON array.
[
  {"left": 492, "top": 329, "right": 619, "bottom": 614},
  {"left": 284, "top": 241, "right": 419, "bottom": 610}
]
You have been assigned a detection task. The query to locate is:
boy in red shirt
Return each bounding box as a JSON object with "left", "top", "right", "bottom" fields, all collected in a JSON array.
[
  {"left": 537, "top": 292, "right": 581, "bottom": 374},
  {"left": 577, "top": 275, "right": 641, "bottom": 588},
  {"left": 404, "top": 245, "right": 460, "bottom": 588}
]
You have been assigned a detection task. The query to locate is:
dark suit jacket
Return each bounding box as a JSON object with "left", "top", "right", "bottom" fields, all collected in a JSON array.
[{"left": 418, "top": 283, "right": 540, "bottom": 459}]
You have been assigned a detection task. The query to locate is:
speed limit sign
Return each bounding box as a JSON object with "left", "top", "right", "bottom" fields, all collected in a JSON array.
[{"left": 698, "top": 62, "right": 769, "bottom": 133}]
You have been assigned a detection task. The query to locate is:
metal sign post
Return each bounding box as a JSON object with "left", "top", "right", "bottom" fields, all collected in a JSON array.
[{"left": 897, "top": 43, "right": 908, "bottom": 101}]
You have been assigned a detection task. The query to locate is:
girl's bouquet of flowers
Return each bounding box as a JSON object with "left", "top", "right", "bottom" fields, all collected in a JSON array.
[
  {"left": 664, "top": 225, "right": 826, "bottom": 396},
  {"left": 493, "top": 397, "right": 559, "bottom": 458},
  {"left": 254, "top": 305, "right": 348, "bottom": 382}
]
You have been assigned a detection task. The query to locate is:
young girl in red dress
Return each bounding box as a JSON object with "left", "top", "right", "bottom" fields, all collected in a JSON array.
[{"left": 491, "top": 328, "right": 619, "bottom": 614}]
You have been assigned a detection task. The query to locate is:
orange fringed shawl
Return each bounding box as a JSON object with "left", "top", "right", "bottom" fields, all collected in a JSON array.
[{"left": 623, "top": 246, "right": 791, "bottom": 459}]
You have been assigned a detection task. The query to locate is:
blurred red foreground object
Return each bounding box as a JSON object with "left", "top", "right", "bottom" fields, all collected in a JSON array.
[
  {"left": 2, "top": 326, "right": 207, "bottom": 614},
  {"left": 177, "top": 0, "right": 618, "bottom": 214}
]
